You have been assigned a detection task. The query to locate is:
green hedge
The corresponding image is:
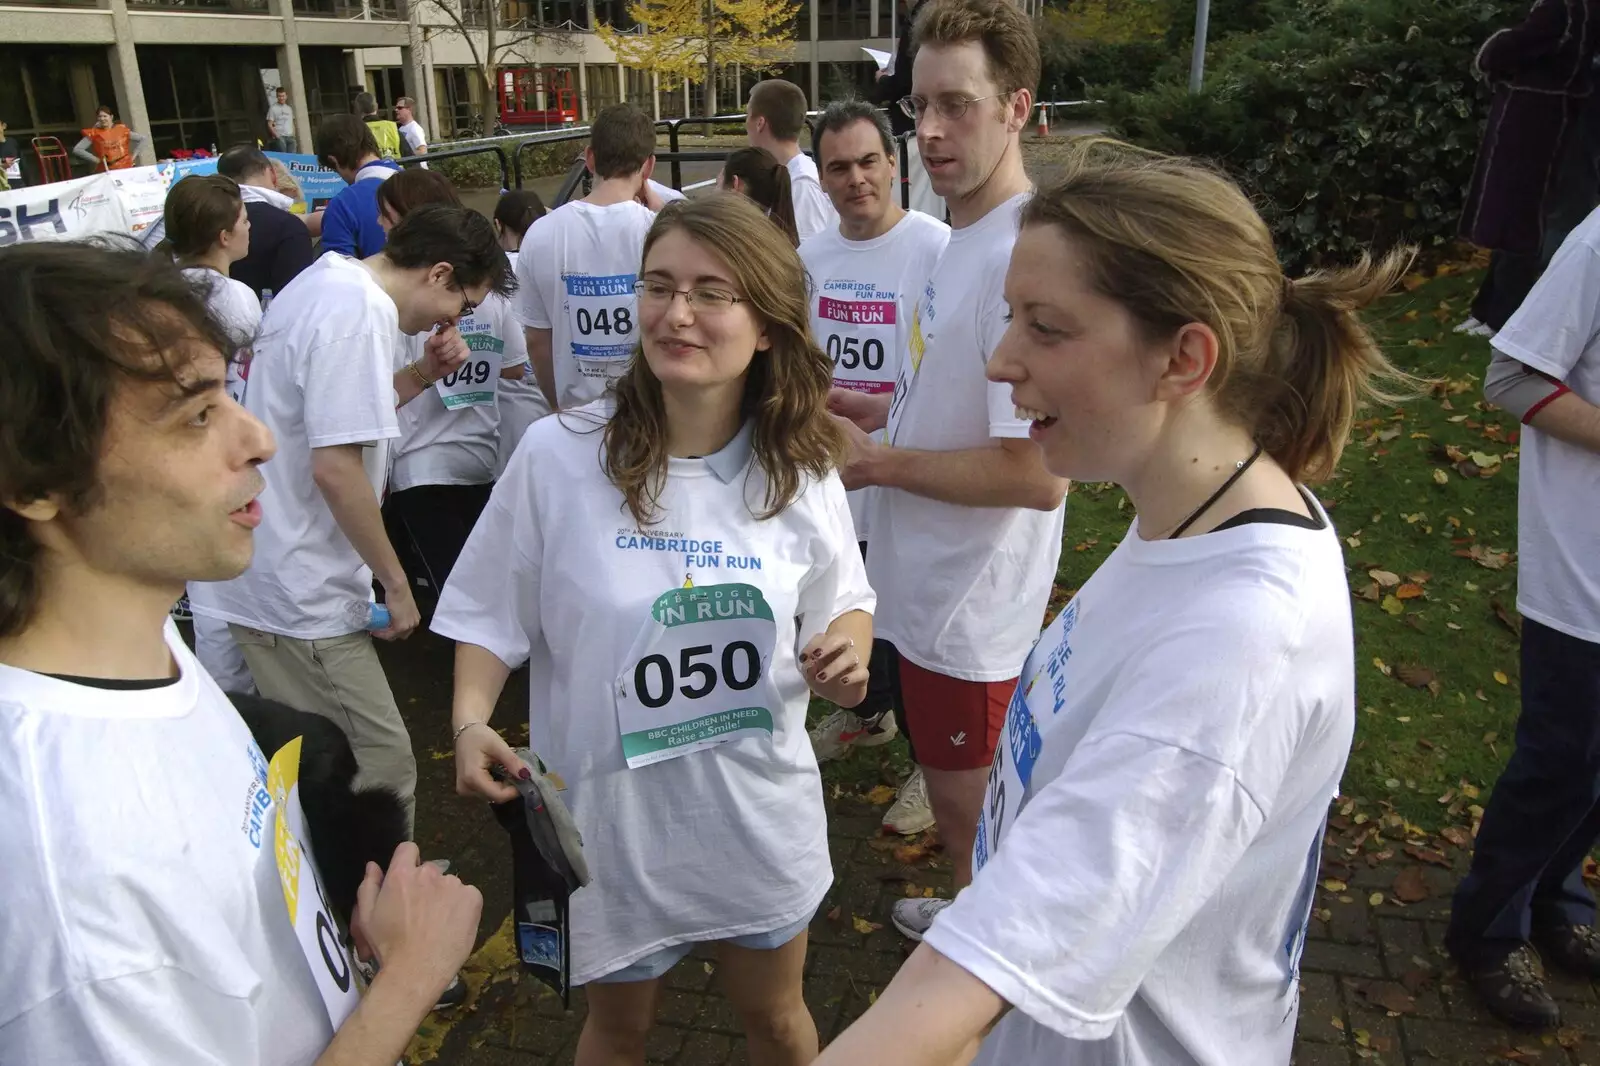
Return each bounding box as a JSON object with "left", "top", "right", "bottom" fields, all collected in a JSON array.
[
  {"left": 428, "top": 137, "right": 586, "bottom": 191},
  {"left": 1104, "top": 0, "right": 1526, "bottom": 270}
]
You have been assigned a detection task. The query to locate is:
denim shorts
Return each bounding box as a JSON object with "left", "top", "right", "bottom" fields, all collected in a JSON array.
[{"left": 590, "top": 910, "right": 815, "bottom": 984}]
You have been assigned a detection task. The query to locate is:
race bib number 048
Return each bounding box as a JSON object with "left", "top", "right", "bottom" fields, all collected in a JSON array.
[
  {"left": 269, "top": 736, "right": 361, "bottom": 1029},
  {"left": 564, "top": 273, "right": 636, "bottom": 363},
  {"left": 616, "top": 582, "right": 780, "bottom": 768}
]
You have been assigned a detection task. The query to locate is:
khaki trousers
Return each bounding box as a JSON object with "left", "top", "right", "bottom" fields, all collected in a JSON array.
[{"left": 229, "top": 624, "right": 418, "bottom": 833}]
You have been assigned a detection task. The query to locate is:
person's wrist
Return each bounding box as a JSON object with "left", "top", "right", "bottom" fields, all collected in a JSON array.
[
  {"left": 408, "top": 359, "right": 433, "bottom": 388},
  {"left": 381, "top": 574, "right": 414, "bottom": 600}
]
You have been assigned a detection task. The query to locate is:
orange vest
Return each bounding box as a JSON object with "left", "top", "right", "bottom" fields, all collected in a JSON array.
[{"left": 83, "top": 125, "right": 133, "bottom": 170}]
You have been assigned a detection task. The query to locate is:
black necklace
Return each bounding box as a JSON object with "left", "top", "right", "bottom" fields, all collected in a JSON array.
[{"left": 1167, "top": 444, "right": 1265, "bottom": 540}]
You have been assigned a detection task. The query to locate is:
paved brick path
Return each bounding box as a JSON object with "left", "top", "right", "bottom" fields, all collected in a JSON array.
[{"left": 382, "top": 637, "right": 1599, "bottom": 1066}]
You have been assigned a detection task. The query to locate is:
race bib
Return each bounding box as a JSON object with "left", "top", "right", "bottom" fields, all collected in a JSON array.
[
  {"left": 4, "top": 159, "right": 19, "bottom": 182},
  {"left": 436, "top": 333, "right": 501, "bottom": 410},
  {"left": 563, "top": 272, "right": 637, "bottom": 369},
  {"left": 973, "top": 599, "right": 1076, "bottom": 873},
  {"left": 615, "top": 581, "right": 780, "bottom": 768},
  {"left": 816, "top": 295, "right": 897, "bottom": 394},
  {"left": 885, "top": 293, "right": 930, "bottom": 445},
  {"left": 268, "top": 737, "right": 361, "bottom": 1029}
]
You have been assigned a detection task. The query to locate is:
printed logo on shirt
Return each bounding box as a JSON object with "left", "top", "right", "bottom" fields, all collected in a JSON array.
[
  {"left": 612, "top": 527, "right": 765, "bottom": 573},
  {"left": 974, "top": 598, "right": 1078, "bottom": 873},
  {"left": 240, "top": 739, "right": 271, "bottom": 849}
]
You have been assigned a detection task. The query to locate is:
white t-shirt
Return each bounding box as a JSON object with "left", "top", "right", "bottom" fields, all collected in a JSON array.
[
  {"left": 512, "top": 200, "right": 656, "bottom": 410},
  {"left": 398, "top": 119, "right": 427, "bottom": 154},
  {"left": 0, "top": 624, "right": 333, "bottom": 1065},
  {"left": 786, "top": 153, "right": 838, "bottom": 243},
  {"left": 191, "top": 253, "right": 401, "bottom": 639},
  {"left": 799, "top": 211, "right": 949, "bottom": 538},
  {"left": 431, "top": 403, "right": 874, "bottom": 984},
  {"left": 649, "top": 179, "right": 687, "bottom": 204},
  {"left": 496, "top": 374, "right": 552, "bottom": 477},
  {"left": 1491, "top": 205, "right": 1600, "bottom": 644},
  {"left": 183, "top": 266, "right": 262, "bottom": 405},
  {"left": 391, "top": 291, "right": 527, "bottom": 491},
  {"left": 924, "top": 505, "right": 1354, "bottom": 1066},
  {"left": 868, "top": 192, "right": 1065, "bottom": 680}
]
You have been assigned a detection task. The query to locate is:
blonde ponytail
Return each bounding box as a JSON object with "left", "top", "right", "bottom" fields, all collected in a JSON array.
[{"left": 1022, "top": 138, "right": 1422, "bottom": 484}]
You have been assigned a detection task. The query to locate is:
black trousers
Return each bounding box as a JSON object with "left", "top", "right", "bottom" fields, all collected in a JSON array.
[
  {"left": 1446, "top": 619, "right": 1600, "bottom": 966},
  {"left": 858, "top": 540, "right": 915, "bottom": 765},
  {"left": 381, "top": 482, "right": 493, "bottom": 608}
]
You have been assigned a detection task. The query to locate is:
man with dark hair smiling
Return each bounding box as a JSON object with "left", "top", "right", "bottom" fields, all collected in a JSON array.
[
  {"left": 193, "top": 204, "right": 516, "bottom": 839},
  {"left": 0, "top": 239, "right": 483, "bottom": 1065}
]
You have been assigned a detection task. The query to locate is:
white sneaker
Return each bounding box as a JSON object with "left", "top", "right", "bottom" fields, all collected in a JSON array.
[
  {"left": 882, "top": 767, "right": 934, "bottom": 835},
  {"left": 1453, "top": 316, "right": 1484, "bottom": 335},
  {"left": 809, "top": 708, "right": 898, "bottom": 762},
  {"left": 891, "top": 896, "right": 951, "bottom": 942}
]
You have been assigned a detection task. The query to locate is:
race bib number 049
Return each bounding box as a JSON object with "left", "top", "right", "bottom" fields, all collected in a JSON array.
[
  {"left": 436, "top": 346, "right": 498, "bottom": 410},
  {"left": 616, "top": 582, "right": 780, "bottom": 768},
  {"left": 269, "top": 736, "right": 361, "bottom": 1029}
]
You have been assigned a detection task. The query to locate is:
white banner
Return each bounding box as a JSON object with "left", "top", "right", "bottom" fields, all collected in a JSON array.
[
  {"left": 110, "top": 164, "right": 179, "bottom": 239},
  {"left": 0, "top": 173, "right": 131, "bottom": 247}
]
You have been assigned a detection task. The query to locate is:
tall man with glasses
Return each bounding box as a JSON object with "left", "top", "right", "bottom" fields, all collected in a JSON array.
[
  {"left": 192, "top": 205, "right": 514, "bottom": 835},
  {"left": 829, "top": 0, "right": 1069, "bottom": 943}
]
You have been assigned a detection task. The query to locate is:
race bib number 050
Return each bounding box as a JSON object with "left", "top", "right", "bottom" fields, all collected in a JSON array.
[
  {"left": 269, "top": 736, "right": 361, "bottom": 1028},
  {"left": 616, "top": 582, "right": 780, "bottom": 768},
  {"left": 817, "top": 296, "right": 896, "bottom": 395}
]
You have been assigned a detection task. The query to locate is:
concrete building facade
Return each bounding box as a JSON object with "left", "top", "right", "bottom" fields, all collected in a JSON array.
[{"left": 0, "top": 0, "right": 1043, "bottom": 180}]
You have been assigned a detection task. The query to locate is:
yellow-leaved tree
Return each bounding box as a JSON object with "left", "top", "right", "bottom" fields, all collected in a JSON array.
[{"left": 597, "top": 0, "right": 800, "bottom": 117}]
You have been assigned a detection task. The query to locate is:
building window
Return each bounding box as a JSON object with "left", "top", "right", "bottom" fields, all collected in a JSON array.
[
  {"left": 585, "top": 65, "right": 621, "bottom": 117},
  {"left": 623, "top": 66, "right": 654, "bottom": 116},
  {"left": 878, "top": 0, "right": 899, "bottom": 38},
  {"left": 595, "top": 0, "right": 636, "bottom": 30},
  {"left": 367, "top": 68, "right": 406, "bottom": 112},
  {"left": 136, "top": 45, "right": 278, "bottom": 159},
  {"left": 434, "top": 66, "right": 481, "bottom": 138},
  {"left": 299, "top": 46, "right": 356, "bottom": 133},
  {"left": 0, "top": 45, "right": 117, "bottom": 181},
  {"left": 817, "top": 0, "right": 868, "bottom": 40}
]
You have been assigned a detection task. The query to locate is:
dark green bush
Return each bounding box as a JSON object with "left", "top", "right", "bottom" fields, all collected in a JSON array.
[
  {"left": 1104, "top": 0, "right": 1526, "bottom": 270},
  {"left": 429, "top": 137, "right": 586, "bottom": 191},
  {"left": 1045, "top": 40, "right": 1171, "bottom": 98}
]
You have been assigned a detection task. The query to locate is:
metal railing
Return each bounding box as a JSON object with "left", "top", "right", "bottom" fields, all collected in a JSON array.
[
  {"left": 292, "top": 0, "right": 402, "bottom": 17},
  {"left": 401, "top": 140, "right": 512, "bottom": 192}
]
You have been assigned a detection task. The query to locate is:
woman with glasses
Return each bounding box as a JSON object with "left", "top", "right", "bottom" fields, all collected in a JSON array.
[{"left": 435, "top": 193, "right": 875, "bottom": 1066}]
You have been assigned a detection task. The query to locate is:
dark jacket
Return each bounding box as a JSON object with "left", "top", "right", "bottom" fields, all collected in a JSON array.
[
  {"left": 1460, "top": 0, "right": 1600, "bottom": 252},
  {"left": 876, "top": 0, "right": 928, "bottom": 136},
  {"left": 230, "top": 199, "right": 315, "bottom": 300}
]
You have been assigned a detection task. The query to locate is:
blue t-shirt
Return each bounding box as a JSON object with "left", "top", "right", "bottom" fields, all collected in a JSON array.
[{"left": 321, "top": 161, "right": 400, "bottom": 258}]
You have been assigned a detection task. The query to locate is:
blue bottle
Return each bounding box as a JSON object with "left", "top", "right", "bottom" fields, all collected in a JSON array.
[{"left": 369, "top": 603, "right": 391, "bottom": 631}]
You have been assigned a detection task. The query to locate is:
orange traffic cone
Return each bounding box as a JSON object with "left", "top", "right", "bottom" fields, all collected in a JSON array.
[{"left": 1036, "top": 105, "right": 1049, "bottom": 138}]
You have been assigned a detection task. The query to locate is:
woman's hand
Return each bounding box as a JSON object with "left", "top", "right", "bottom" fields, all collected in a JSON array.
[
  {"left": 453, "top": 721, "right": 527, "bottom": 803},
  {"left": 801, "top": 632, "right": 869, "bottom": 709}
]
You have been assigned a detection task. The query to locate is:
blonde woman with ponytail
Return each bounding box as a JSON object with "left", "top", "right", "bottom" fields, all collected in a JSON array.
[{"left": 814, "top": 138, "right": 1415, "bottom": 1066}]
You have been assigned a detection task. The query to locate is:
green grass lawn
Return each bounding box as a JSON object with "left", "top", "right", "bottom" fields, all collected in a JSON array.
[{"left": 822, "top": 266, "right": 1523, "bottom": 837}]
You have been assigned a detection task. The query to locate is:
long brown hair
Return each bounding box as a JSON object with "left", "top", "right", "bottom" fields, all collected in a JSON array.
[
  {"left": 602, "top": 194, "right": 844, "bottom": 526},
  {"left": 722, "top": 147, "right": 800, "bottom": 248},
  {"left": 1023, "top": 138, "right": 1419, "bottom": 483}
]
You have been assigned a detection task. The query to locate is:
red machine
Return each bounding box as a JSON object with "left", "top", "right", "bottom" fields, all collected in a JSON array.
[{"left": 499, "top": 67, "right": 579, "bottom": 128}]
